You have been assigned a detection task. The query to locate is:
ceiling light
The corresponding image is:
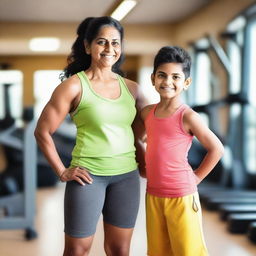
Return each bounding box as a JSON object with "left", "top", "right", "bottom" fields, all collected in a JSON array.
[
  {"left": 29, "top": 37, "right": 60, "bottom": 52},
  {"left": 111, "top": 0, "right": 137, "bottom": 21}
]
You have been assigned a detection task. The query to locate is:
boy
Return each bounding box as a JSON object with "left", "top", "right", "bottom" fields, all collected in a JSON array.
[{"left": 140, "top": 46, "right": 224, "bottom": 256}]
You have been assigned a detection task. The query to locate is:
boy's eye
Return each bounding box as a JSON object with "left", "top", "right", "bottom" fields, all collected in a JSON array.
[
  {"left": 157, "top": 74, "right": 165, "bottom": 78},
  {"left": 112, "top": 41, "right": 119, "bottom": 46},
  {"left": 173, "top": 75, "right": 181, "bottom": 80}
]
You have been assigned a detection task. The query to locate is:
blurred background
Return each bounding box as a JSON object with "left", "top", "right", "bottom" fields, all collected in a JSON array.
[{"left": 0, "top": 0, "right": 256, "bottom": 255}]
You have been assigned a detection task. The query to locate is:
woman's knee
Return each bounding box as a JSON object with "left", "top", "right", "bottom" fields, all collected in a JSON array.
[
  {"left": 64, "top": 234, "right": 93, "bottom": 256},
  {"left": 104, "top": 242, "right": 130, "bottom": 256},
  {"left": 103, "top": 223, "right": 133, "bottom": 256},
  {"left": 63, "top": 246, "right": 89, "bottom": 256}
]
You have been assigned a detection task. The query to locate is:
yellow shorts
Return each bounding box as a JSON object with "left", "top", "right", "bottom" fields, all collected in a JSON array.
[{"left": 146, "top": 192, "right": 209, "bottom": 256}]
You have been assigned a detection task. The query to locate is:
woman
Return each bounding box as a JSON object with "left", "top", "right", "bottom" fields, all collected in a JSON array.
[{"left": 34, "top": 16, "right": 147, "bottom": 256}]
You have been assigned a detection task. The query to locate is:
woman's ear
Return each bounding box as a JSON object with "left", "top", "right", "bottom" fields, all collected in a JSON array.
[
  {"left": 184, "top": 77, "right": 192, "bottom": 90},
  {"left": 84, "top": 41, "right": 91, "bottom": 55},
  {"left": 151, "top": 73, "right": 155, "bottom": 86}
]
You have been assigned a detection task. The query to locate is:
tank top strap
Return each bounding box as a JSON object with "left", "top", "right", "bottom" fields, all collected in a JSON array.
[
  {"left": 77, "top": 71, "right": 94, "bottom": 96},
  {"left": 178, "top": 104, "right": 192, "bottom": 136},
  {"left": 178, "top": 104, "right": 190, "bottom": 117},
  {"left": 146, "top": 104, "right": 158, "bottom": 120},
  {"left": 117, "top": 75, "right": 136, "bottom": 103},
  {"left": 70, "top": 71, "right": 91, "bottom": 117},
  {"left": 174, "top": 103, "right": 187, "bottom": 114}
]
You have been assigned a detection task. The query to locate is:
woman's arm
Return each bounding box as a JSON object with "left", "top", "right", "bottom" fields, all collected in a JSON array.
[
  {"left": 138, "top": 104, "right": 156, "bottom": 178},
  {"left": 132, "top": 113, "right": 147, "bottom": 178},
  {"left": 183, "top": 109, "right": 224, "bottom": 184},
  {"left": 125, "top": 78, "right": 150, "bottom": 178},
  {"left": 34, "top": 76, "right": 93, "bottom": 185}
]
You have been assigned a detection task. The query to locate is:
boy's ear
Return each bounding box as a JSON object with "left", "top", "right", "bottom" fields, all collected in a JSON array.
[
  {"left": 84, "top": 41, "right": 91, "bottom": 55},
  {"left": 184, "top": 77, "right": 192, "bottom": 90},
  {"left": 151, "top": 73, "right": 155, "bottom": 86}
]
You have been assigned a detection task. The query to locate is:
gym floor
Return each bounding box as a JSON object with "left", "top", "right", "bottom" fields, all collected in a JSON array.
[{"left": 0, "top": 179, "right": 256, "bottom": 256}]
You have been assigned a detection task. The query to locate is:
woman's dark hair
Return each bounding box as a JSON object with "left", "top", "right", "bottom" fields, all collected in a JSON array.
[
  {"left": 153, "top": 46, "right": 191, "bottom": 79},
  {"left": 60, "top": 16, "right": 124, "bottom": 80}
]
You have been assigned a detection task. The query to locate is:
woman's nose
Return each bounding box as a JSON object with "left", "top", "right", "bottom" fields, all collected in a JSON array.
[{"left": 105, "top": 42, "right": 112, "bottom": 52}]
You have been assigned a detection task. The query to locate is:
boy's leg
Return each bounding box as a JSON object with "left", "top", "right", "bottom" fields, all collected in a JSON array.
[
  {"left": 146, "top": 193, "right": 174, "bottom": 256},
  {"left": 166, "top": 192, "right": 209, "bottom": 256}
]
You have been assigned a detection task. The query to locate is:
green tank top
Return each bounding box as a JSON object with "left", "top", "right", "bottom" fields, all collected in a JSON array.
[{"left": 70, "top": 71, "right": 138, "bottom": 175}]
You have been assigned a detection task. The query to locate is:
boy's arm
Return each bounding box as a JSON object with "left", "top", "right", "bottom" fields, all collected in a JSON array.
[{"left": 183, "top": 109, "right": 225, "bottom": 184}]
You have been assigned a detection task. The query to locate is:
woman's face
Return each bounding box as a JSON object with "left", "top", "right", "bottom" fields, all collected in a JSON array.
[{"left": 87, "top": 26, "right": 122, "bottom": 69}]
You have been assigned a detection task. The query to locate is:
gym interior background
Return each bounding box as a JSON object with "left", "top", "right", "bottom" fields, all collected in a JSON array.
[{"left": 0, "top": 0, "right": 256, "bottom": 255}]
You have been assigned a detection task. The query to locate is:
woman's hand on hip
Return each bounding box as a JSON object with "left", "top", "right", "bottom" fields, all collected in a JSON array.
[{"left": 59, "top": 167, "right": 93, "bottom": 186}]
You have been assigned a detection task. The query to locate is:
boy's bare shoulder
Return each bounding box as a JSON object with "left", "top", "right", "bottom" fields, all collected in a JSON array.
[
  {"left": 140, "top": 104, "right": 156, "bottom": 121},
  {"left": 183, "top": 107, "right": 207, "bottom": 134},
  {"left": 183, "top": 107, "right": 201, "bottom": 123}
]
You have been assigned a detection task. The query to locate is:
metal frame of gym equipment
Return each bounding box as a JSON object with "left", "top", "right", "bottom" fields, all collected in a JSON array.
[
  {"left": 190, "top": 38, "right": 235, "bottom": 192},
  {"left": 0, "top": 120, "right": 37, "bottom": 240},
  {"left": 192, "top": 33, "right": 251, "bottom": 193},
  {"left": 193, "top": 24, "right": 256, "bottom": 240}
]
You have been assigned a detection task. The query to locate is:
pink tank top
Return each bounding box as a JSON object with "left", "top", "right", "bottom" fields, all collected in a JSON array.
[{"left": 145, "top": 104, "right": 197, "bottom": 198}]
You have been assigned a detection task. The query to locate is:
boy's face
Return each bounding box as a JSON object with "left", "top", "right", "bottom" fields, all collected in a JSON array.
[{"left": 151, "top": 62, "right": 191, "bottom": 99}]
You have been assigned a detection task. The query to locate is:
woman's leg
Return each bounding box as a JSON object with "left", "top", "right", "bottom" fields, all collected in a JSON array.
[
  {"left": 63, "top": 177, "right": 107, "bottom": 256},
  {"left": 102, "top": 170, "right": 140, "bottom": 256},
  {"left": 103, "top": 223, "right": 134, "bottom": 256},
  {"left": 63, "top": 234, "right": 94, "bottom": 256}
]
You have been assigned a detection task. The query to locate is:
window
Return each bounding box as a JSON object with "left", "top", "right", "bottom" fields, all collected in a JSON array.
[
  {"left": 138, "top": 67, "right": 159, "bottom": 104},
  {"left": 33, "top": 70, "right": 62, "bottom": 118},
  {"left": 246, "top": 20, "right": 256, "bottom": 106},
  {"left": 226, "top": 16, "right": 245, "bottom": 94},
  {"left": 242, "top": 15, "right": 256, "bottom": 174},
  {"left": 0, "top": 70, "right": 23, "bottom": 121},
  {"left": 243, "top": 106, "right": 256, "bottom": 174},
  {"left": 190, "top": 39, "right": 211, "bottom": 106}
]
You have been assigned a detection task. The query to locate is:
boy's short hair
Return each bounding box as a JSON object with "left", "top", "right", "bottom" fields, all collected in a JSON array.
[{"left": 153, "top": 46, "right": 191, "bottom": 79}]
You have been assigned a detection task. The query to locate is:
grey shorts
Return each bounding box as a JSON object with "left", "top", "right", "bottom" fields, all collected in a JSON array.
[{"left": 64, "top": 169, "right": 140, "bottom": 238}]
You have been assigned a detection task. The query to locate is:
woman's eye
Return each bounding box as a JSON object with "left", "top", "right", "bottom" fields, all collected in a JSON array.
[{"left": 97, "top": 40, "right": 106, "bottom": 45}]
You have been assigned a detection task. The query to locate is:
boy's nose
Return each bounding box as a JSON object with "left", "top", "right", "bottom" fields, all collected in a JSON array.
[{"left": 165, "top": 77, "right": 173, "bottom": 85}]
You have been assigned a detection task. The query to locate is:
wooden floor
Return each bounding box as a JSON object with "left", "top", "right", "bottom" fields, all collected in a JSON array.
[{"left": 1, "top": 179, "right": 256, "bottom": 256}]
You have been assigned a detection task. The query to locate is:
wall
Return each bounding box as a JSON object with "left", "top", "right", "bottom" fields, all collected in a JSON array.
[{"left": 173, "top": 0, "right": 255, "bottom": 47}]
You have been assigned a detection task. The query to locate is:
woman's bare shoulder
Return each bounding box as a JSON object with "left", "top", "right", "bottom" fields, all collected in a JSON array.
[
  {"left": 52, "top": 74, "right": 81, "bottom": 98},
  {"left": 123, "top": 77, "right": 139, "bottom": 96},
  {"left": 123, "top": 77, "right": 151, "bottom": 111}
]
